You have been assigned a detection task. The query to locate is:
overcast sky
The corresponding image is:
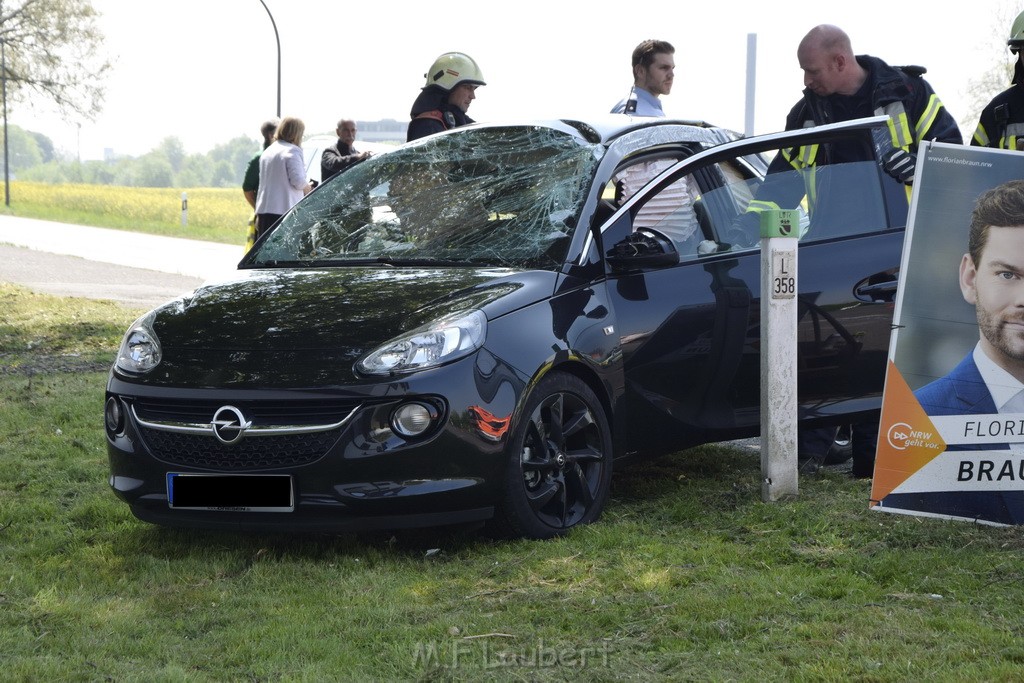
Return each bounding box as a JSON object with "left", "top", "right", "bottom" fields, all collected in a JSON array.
[{"left": 15, "top": 0, "right": 1012, "bottom": 160}]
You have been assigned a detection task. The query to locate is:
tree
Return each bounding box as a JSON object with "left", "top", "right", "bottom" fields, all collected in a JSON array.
[
  {"left": 0, "top": 0, "right": 111, "bottom": 119},
  {"left": 962, "top": 2, "right": 1020, "bottom": 137},
  {"left": 119, "top": 154, "right": 173, "bottom": 188},
  {"left": 209, "top": 135, "right": 260, "bottom": 185},
  {"left": 3, "top": 123, "right": 40, "bottom": 172},
  {"left": 177, "top": 154, "right": 210, "bottom": 188},
  {"left": 156, "top": 136, "right": 186, "bottom": 173},
  {"left": 27, "top": 129, "right": 52, "bottom": 162},
  {"left": 209, "top": 160, "right": 234, "bottom": 188}
]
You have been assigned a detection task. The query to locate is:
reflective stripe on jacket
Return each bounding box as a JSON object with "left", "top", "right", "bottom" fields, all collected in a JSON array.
[
  {"left": 972, "top": 84, "right": 1024, "bottom": 151},
  {"left": 782, "top": 55, "right": 960, "bottom": 171}
]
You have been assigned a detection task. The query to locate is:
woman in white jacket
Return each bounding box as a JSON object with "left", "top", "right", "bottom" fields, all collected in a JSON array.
[{"left": 255, "top": 116, "right": 314, "bottom": 240}]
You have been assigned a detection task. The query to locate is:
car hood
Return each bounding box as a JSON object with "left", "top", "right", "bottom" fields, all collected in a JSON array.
[
  {"left": 156, "top": 266, "right": 558, "bottom": 349},
  {"left": 136, "top": 267, "right": 556, "bottom": 388}
]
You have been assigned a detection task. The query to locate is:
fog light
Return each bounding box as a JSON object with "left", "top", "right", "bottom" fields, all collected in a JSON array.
[
  {"left": 105, "top": 397, "right": 124, "bottom": 434},
  {"left": 391, "top": 402, "right": 436, "bottom": 437}
]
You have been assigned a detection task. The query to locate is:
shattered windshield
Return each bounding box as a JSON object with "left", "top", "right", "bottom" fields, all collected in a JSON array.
[{"left": 248, "top": 125, "right": 602, "bottom": 270}]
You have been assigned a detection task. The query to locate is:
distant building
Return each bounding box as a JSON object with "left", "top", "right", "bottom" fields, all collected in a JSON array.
[{"left": 311, "top": 119, "right": 408, "bottom": 145}]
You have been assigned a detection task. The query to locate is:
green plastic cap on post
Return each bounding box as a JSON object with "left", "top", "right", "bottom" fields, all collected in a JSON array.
[{"left": 759, "top": 210, "right": 800, "bottom": 238}]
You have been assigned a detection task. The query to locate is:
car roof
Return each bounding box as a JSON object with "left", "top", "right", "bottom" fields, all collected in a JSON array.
[
  {"left": 455, "top": 114, "right": 893, "bottom": 152},
  {"left": 565, "top": 114, "right": 735, "bottom": 144},
  {"left": 455, "top": 115, "right": 739, "bottom": 147}
]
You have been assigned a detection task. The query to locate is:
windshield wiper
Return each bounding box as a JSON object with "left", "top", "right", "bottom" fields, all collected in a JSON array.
[
  {"left": 242, "top": 259, "right": 319, "bottom": 269},
  {"left": 322, "top": 256, "right": 483, "bottom": 267},
  {"left": 247, "top": 256, "right": 485, "bottom": 269},
  {"left": 326, "top": 257, "right": 398, "bottom": 267}
]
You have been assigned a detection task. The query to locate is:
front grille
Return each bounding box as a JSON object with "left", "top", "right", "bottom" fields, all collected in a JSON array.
[
  {"left": 133, "top": 398, "right": 359, "bottom": 427},
  {"left": 129, "top": 397, "right": 359, "bottom": 471},
  {"left": 137, "top": 426, "right": 342, "bottom": 470}
]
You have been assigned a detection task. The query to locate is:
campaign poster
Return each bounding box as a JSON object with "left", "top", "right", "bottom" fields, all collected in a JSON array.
[{"left": 871, "top": 142, "right": 1024, "bottom": 525}]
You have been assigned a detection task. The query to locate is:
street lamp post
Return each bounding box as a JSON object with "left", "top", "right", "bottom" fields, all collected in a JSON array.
[
  {"left": 2, "top": 37, "right": 9, "bottom": 207},
  {"left": 258, "top": 0, "right": 281, "bottom": 117}
]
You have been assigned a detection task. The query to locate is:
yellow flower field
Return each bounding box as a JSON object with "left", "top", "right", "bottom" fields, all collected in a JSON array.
[{"left": 10, "top": 181, "right": 251, "bottom": 245}]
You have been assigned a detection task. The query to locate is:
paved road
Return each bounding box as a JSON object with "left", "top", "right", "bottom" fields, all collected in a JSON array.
[
  {"left": 0, "top": 215, "right": 244, "bottom": 310},
  {"left": 0, "top": 245, "right": 207, "bottom": 310}
]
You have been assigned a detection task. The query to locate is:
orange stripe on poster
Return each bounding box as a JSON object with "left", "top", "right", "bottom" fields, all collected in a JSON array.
[{"left": 870, "top": 360, "right": 948, "bottom": 505}]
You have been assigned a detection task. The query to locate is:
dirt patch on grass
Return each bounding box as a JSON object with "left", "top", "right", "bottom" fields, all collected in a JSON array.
[{"left": 0, "top": 353, "right": 113, "bottom": 376}]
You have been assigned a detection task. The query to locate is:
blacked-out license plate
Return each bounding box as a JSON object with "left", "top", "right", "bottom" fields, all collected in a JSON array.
[{"left": 167, "top": 474, "right": 294, "bottom": 512}]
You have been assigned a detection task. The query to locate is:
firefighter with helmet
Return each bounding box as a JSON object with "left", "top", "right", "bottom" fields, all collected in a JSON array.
[
  {"left": 972, "top": 10, "right": 1024, "bottom": 150},
  {"left": 407, "top": 52, "right": 486, "bottom": 142}
]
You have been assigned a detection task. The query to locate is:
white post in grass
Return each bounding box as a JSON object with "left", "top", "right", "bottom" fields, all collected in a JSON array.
[
  {"left": 760, "top": 210, "right": 799, "bottom": 501},
  {"left": 181, "top": 192, "right": 188, "bottom": 227}
]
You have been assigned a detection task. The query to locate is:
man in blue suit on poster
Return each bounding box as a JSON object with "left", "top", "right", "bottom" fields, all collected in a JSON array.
[{"left": 895, "top": 180, "right": 1024, "bottom": 524}]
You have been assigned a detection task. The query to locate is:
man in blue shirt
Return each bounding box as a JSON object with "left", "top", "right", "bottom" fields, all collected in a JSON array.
[
  {"left": 611, "top": 39, "right": 675, "bottom": 116},
  {"left": 915, "top": 180, "right": 1024, "bottom": 418}
]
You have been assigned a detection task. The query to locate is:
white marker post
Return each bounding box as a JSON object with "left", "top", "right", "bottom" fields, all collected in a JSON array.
[
  {"left": 181, "top": 192, "right": 188, "bottom": 226},
  {"left": 760, "top": 209, "right": 799, "bottom": 501}
]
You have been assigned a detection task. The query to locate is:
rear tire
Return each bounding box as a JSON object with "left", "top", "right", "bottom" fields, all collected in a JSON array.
[{"left": 490, "top": 373, "right": 613, "bottom": 540}]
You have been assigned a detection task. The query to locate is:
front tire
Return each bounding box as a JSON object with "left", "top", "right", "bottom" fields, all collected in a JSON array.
[{"left": 491, "top": 372, "right": 613, "bottom": 539}]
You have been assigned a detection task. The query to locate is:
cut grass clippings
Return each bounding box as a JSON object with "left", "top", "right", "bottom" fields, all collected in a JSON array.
[{"left": 2, "top": 282, "right": 1024, "bottom": 681}]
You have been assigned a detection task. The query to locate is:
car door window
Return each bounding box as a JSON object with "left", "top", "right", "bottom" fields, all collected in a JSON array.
[
  {"left": 688, "top": 160, "right": 764, "bottom": 255},
  {"left": 631, "top": 172, "right": 703, "bottom": 253},
  {"left": 670, "top": 151, "right": 890, "bottom": 256},
  {"left": 600, "top": 121, "right": 899, "bottom": 265},
  {"left": 606, "top": 154, "right": 705, "bottom": 258},
  {"left": 794, "top": 158, "right": 890, "bottom": 241}
]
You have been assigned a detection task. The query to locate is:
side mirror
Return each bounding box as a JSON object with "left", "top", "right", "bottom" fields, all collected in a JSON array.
[{"left": 606, "top": 229, "right": 679, "bottom": 271}]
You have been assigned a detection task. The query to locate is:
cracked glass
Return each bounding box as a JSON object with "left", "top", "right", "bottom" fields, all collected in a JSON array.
[{"left": 249, "top": 126, "right": 603, "bottom": 270}]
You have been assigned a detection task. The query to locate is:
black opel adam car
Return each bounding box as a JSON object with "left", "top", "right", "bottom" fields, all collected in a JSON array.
[{"left": 106, "top": 115, "right": 907, "bottom": 538}]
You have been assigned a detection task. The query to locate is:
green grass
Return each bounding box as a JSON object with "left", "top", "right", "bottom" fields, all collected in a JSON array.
[{"left": 3, "top": 282, "right": 1024, "bottom": 681}]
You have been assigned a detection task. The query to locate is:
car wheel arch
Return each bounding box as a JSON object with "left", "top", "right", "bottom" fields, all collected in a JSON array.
[
  {"left": 518, "top": 359, "right": 615, "bottom": 443},
  {"left": 488, "top": 367, "right": 615, "bottom": 539}
]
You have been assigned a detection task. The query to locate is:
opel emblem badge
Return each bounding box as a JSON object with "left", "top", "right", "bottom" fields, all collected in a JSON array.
[{"left": 211, "top": 405, "right": 251, "bottom": 445}]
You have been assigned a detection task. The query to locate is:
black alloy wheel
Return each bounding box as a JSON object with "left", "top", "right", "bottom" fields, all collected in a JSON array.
[{"left": 492, "top": 372, "right": 613, "bottom": 539}]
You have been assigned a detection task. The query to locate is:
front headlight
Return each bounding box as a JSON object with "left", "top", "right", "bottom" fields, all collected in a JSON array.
[
  {"left": 115, "top": 313, "right": 162, "bottom": 374},
  {"left": 356, "top": 309, "right": 486, "bottom": 376}
]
